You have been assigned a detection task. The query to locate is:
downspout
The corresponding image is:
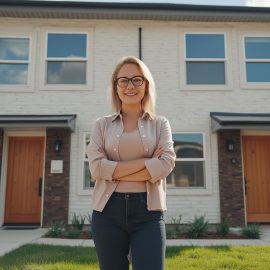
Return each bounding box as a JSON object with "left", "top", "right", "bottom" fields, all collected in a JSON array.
[{"left": 138, "top": 27, "right": 142, "bottom": 60}]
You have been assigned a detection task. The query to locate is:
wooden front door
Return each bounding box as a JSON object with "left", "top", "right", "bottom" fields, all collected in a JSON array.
[
  {"left": 4, "top": 137, "right": 44, "bottom": 224},
  {"left": 242, "top": 136, "right": 270, "bottom": 222}
]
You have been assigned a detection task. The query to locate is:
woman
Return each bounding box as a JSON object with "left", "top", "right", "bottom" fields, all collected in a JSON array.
[{"left": 86, "top": 56, "right": 176, "bottom": 270}]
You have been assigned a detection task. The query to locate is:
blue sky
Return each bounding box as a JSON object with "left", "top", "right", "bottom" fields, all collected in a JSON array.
[{"left": 40, "top": 0, "right": 270, "bottom": 7}]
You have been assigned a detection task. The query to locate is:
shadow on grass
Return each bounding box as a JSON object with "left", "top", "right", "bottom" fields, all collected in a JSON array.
[{"left": 0, "top": 244, "right": 99, "bottom": 268}]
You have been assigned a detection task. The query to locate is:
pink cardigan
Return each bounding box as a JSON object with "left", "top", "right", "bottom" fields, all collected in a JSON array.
[{"left": 86, "top": 111, "right": 176, "bottom": 212}]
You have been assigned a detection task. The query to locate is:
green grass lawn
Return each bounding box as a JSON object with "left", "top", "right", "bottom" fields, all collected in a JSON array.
[{"left": 0, "top": 244, "right": 270, "bottom": 270}]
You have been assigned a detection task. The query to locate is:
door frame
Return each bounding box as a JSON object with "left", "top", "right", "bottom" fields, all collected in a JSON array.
[
  {"left": 0, "top": 130, "right": 46, "bottom": 227},
  {"left": 241, "top": 130, "right": 270, "bottom": 223}
]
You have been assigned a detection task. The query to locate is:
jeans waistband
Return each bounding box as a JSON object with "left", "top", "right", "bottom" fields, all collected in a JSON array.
[{"left": 112, "top": 192, "right": 147, "bottom": 198}]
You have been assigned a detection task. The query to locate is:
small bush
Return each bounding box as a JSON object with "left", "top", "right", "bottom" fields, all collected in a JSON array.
[
  {"left": 216, "top": 219, "right": 230, "bottom": 237},
  {"left": 241, "top": 224, "right": 261, "bottom": 239},
  {"left": 171, "top": 215, "right": 182, "bottom": 234},
  {"left": 166, "top": 226, "right": 178, "bottom": 239},
  {"left": 46, "top": 221, "right": 65, "bottom": 238},
  {"left": 63, "top": 228, "right": 81, "bottom": 239},
  {"left": 71, "top": 213, "right": 85, "bottom": 231},
  {"left": 187, "top": 216, "right": 209, "bottom": 238}
]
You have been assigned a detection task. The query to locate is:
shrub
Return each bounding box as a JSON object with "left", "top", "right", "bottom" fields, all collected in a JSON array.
[
  {"left": 85, "top": 212, "right": 92, "bottom": 237},
  {"left": 241, "top": 224, "right": 261, "bottom": 239},
  {"left": 71, "top": 213, "right": 85, "bottom": 231},
  {"left": 63, "top": 228, "right": 81, "bottom": 239},
  {"left": 46, "top": 221, "right": 65, "bottom": 238},
  {"left": 187, "top": 216, "right": 209, "bottom": 238},
  {"left": 171, "top": 215, "right": 182, "bottom": 234},
  {"left": 216, "top": 219, "right": 230, "bottom": 237}
]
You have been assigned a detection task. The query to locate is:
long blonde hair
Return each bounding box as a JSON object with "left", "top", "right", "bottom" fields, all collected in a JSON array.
[{"left": 109, "top": 56, "right": 156, "bottom": 117}]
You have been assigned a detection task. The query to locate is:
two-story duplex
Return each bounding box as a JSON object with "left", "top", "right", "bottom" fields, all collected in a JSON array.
[{"left": 0, "top": 0, "right": 270, "bottom": 228}]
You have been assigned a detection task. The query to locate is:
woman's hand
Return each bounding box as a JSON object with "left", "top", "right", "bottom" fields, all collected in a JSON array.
[
  {"left": 152, "top": 145, "right": 163, "bottom": 158},
  {"left": 98, "top": 147, "right": 107, "bottom": 158}
]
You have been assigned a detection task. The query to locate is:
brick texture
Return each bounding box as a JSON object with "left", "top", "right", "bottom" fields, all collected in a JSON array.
[
  {"left": 43, "top": 129, "right": 71, "bottom": 226},
  {"left": 217, "top": 130, "right": 245, "bottom": 226}
]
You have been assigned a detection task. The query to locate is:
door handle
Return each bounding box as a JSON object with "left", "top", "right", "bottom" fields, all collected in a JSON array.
[{"left": 38, "top": 177, "right": 42, "bottom": 196}]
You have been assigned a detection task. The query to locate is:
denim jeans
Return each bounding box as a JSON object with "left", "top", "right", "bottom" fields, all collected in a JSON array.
[{"left": 92, "top": 192, "right": 166, "bottom": 270}]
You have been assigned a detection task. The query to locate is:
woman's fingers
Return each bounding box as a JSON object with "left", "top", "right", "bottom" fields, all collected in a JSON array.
[{"left": 153, "top": 146, "right": 163, "bottom": 157}]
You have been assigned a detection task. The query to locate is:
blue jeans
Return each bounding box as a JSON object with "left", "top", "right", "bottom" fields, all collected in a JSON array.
[{"left": 92, "top": 192, "right": 166, "bottom": 270}]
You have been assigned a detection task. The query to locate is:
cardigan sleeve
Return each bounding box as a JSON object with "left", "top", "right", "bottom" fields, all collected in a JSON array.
[
  {"left": 86, "top": 119, "right": 118, "bottom": 182},
  {"left": 144, "top": 116, "right": 176, "bottom": 183}
]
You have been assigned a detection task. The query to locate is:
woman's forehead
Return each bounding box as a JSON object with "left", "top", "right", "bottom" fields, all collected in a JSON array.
[{"left": 117, "top": 63, "right": 143, "bottom": 77}]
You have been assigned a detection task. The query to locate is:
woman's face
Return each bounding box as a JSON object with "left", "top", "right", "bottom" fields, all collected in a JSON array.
[{"left": 115, "top": 63, "right": 146, "bottom": 107}]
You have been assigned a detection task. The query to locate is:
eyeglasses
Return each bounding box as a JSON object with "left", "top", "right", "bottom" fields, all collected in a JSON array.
[{"left": 115, "top": 76, "right": 145, "bottom": 87}]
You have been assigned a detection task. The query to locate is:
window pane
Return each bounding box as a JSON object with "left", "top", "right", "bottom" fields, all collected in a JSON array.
[
  {"left": 167, "top": 161, "right": 205, "bottom": 187},
  {"left": 47, "top": 33, "right": 87, "bottom": 58},
  {"left": 47, "top": 61, "right": 86, "bottom": 84},
  {"left": 245, "top": 37, "right": 270, "bottom": 59},
  {"left": 0, "top": 64, "right": 28, "bottom": 84},
  {"left": 186, "top": 34, "right": 225, "bottom": 58},
  {"left": 246, "top": 63, "right": 270, "bottom": 82},
  {"left": 0, "top": 38, "right": 29, "bottom": 61},
  {"left": 173, "top": 133, "right": 203, "bottom": 158},
  {"left": 187, "top": 62, "right": 225, "bottom": 84},
  {"left": 84, "top": 161, "right": 94, "bottom": 188}
]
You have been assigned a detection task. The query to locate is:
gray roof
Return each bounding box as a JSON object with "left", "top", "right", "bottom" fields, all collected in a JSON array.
[
  {"left": 0, "top": 0, "right": 270, "bottom": 22},
  {"left": 210, "top": 112, "right": 270, "bottom": 132},
  {"left": 0, "top": 115, "right": 77, "bottom": 132}
]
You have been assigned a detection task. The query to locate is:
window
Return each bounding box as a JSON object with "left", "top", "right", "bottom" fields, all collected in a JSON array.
[
  {"left": 0, "top": 37, "right": 30, "bottom": 85},
  {"left": 167, "top": 133, "right": 205, "bottom": 188},
  {"left": 46, "top": 33, "right": 87, "bottom": 84},
  {"left": 83, "top": 133, "right": 94, "bottom": 189},
  {"left": 244, "top": 37, "right": 270, "bottom": 83},
  {"left": 185, "top": 34, "right": 226, "bottom": 85}
]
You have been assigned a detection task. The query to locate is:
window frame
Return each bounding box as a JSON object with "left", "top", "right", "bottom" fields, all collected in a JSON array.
[
  {"left": 0, "top": 33, "right": 35, "bottom": 92},
  {"left": 240, "top": 34, "right": 270, "bottom": 89},
  {"left": 179, "top": 30, "right": 232, "bottom": 91},
  {"left": 77, "top": 131, "right": 93, "bottom": 196},
  {"left": 39, "top": 29, "right": 94, "bottom": 91},
  {"left": 167, "top": 131, "right": 213, "bottom": 195}
]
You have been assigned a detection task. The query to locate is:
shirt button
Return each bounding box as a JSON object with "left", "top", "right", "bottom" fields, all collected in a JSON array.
[
  {"left": 142, "top": 135, "right": 146, "bottom": 138},
  {"left": 145, "top": 148, "right": 149, "bottom": 152},
  {"left": 105, "top": 194, "right": 109, "bottom": 197},
  {"left": 116, "top": 134, "right": 120, "bottom": 137},
  {"left": 141, "top": 125, "right": 144, "bottom": 128},
  {"left": 114, "top": 148, "right": 117, "bottom": 151}
]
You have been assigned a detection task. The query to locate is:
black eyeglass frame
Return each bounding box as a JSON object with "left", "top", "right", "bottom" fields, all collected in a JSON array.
[{"left": 114, "top": 76, "right": 145, "bottom": 87}]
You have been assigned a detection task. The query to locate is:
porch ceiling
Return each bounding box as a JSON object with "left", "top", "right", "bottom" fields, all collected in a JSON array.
[
  {"left": 210, "top": 112, "right": 270, "bottom": 132},
  {"left": 0, "top": 115, "right": 77, "bottom": 132}
]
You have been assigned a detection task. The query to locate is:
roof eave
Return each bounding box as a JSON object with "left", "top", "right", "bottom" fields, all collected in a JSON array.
[{"left": 0, "top": 1, "right": 270, "bottom": 22}]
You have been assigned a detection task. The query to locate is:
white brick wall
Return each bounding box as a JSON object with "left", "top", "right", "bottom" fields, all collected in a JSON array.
[{"left": 1, "top": 18, "right": 270, "bottom": 225}]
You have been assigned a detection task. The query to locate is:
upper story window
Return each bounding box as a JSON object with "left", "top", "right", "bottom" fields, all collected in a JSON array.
[
  {"left": 0, "top": 37, "right": 30, "bottom": 85},
  {"left": 46, "top": 33, "right": 87, "bottom": 84},
  {"left": 167, "top": 133, "right": 205, "bottom": 188},
  {"left": 244, "top": 37, "right": 270, "bottom": 83},
  {"left": 185, "top": 33, "right": 226, "bottom": 85}
]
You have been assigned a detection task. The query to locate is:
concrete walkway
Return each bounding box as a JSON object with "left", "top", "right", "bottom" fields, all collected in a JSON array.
[{"left": 0, "top": 226, "right": 270, "bottom": 257}]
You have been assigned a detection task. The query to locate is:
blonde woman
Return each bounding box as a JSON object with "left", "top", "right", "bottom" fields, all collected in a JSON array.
[{"left": 86, "top": 56, "right": 176, "bottom": 270}]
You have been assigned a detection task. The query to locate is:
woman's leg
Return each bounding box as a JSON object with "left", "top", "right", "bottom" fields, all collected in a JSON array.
[
  {"left": 92, "top": 203, "right": 130, "bottom": 270},
  {"left": 130, "top": 216, "right": 166, "bottom": 270}
]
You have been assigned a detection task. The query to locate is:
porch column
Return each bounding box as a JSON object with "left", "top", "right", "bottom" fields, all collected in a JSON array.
[
  {"left": 43, "top": 129, "right": 71, "bottom": 226},
  {"left": 217, "top": 130, "right": 245, "bottom": 226}
]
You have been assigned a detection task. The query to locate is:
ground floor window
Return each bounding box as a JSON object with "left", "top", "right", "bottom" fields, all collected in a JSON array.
[
  {"left": 167, "top": 133, "right": 206, "bottom": 188},
  {"left": 83, "top": 132, "right": 94, "bottom": 189}
]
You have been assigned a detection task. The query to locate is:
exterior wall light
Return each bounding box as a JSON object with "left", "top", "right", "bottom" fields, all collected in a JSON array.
[
  {"left": 225, "top": 138, "right": 235, "bottom": 152},
  {"left": 54, "top": 138, "right": 62, "bottom": 153}
]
